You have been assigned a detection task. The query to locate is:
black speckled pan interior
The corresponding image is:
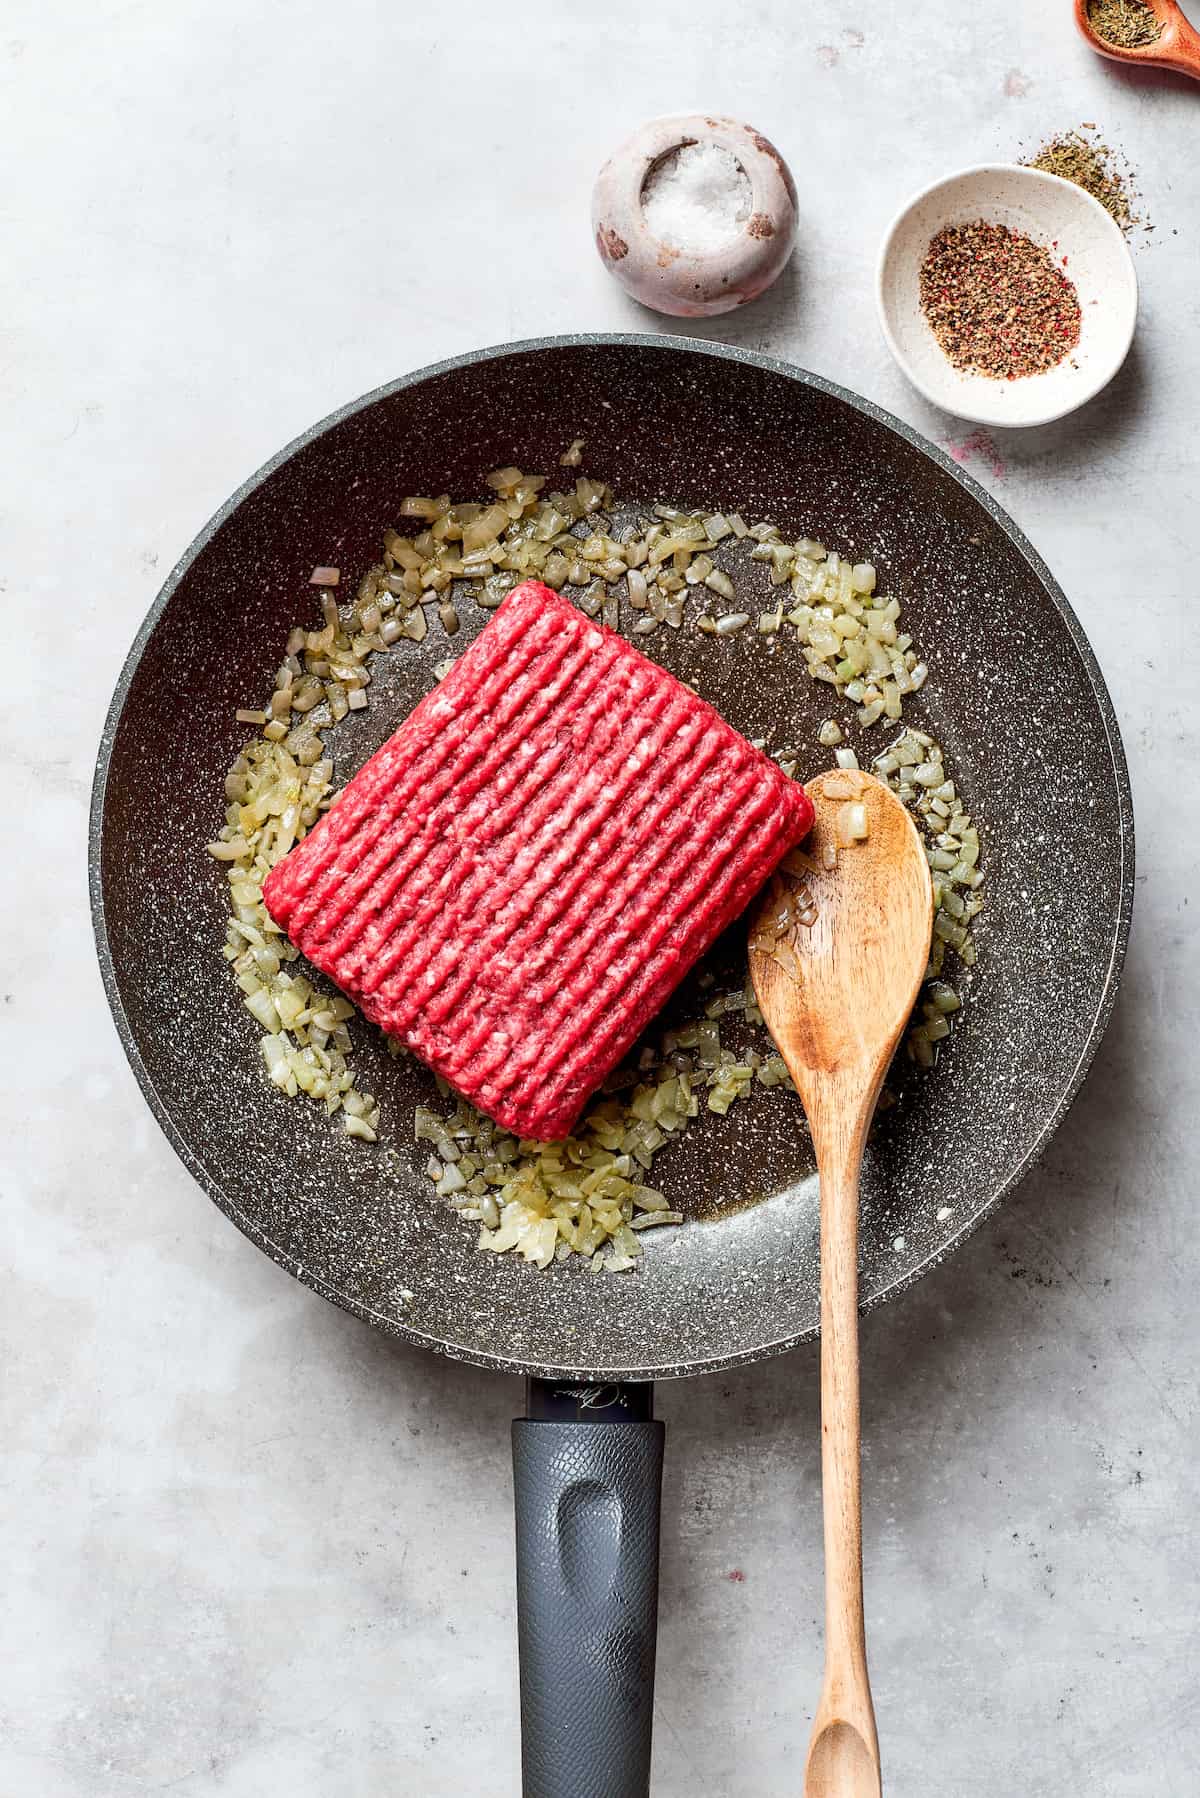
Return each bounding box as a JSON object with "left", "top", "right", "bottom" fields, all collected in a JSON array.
[{"left": 89, "top": 336, "right": 1133, "bottom": 1381}]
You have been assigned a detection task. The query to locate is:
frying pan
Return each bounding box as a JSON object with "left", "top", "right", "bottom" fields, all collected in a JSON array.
[{"left": 90, "top": 335, "right": 1133, "bottom": 1797}]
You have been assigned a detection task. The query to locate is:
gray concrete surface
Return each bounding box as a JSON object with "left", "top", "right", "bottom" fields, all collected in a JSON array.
[{"left": 3, "top": 2, "right": 1198, "bottom": 1792}]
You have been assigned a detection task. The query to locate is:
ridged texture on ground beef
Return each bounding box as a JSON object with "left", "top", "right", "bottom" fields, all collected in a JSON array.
[{"left": 264, "top": 580, "right": 814, "bottom": 1139}]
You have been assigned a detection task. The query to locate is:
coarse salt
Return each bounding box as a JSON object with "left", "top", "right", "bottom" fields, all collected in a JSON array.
[{"left": 642, "top": 141, "right": 751, "bottom": 253}]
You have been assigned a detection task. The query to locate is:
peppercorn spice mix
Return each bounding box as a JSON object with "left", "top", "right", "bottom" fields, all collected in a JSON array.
[{"left": 918, "top": 221, "right": 1082, "bottom": 381}]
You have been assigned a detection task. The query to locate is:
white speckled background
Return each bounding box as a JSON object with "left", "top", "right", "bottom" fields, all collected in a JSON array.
[{"left": 3, "top": 3, "right": 1198, "bottom": 1794}]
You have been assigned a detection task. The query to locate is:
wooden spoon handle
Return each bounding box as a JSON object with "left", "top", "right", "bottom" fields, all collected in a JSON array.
[{"left": 813, "top": 1126, "right": 880, "bottom": 1754}]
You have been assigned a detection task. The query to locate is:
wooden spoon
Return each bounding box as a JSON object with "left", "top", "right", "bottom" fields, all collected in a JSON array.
[
  {"left": 749, "top": 768, "right": 934, "bottom": 1797},
  {"left": 1074, "top": 0, "right": 1200, "bottom": 82}
]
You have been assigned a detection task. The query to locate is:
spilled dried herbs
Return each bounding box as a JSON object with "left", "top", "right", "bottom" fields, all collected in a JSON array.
[{"left": 1025, "top": 129, "right": 1142, "bottom": 234}]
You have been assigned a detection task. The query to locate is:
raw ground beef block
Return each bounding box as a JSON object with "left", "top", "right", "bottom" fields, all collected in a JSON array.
[{"left": 263, "top": 579, "right": 814, "bottom": 1139}]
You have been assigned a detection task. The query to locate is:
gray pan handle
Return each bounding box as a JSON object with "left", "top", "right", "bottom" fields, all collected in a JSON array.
[{"left": 512, "top": 1380, "right": 664, "bottom": 1798}]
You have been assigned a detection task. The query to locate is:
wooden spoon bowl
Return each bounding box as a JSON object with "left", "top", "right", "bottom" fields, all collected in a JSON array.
[{"left": 1074, "top": 0, "right": 1200, "bottom": 81}]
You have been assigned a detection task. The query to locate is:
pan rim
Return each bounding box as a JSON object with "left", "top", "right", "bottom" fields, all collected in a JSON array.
[{"left": 88, "top": 332, "right": 1135, "bottom": 1382}]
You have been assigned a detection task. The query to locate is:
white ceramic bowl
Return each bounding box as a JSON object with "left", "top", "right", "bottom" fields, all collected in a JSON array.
[{"left": 876, "top": 163, "right": 1137, "bottom": 428}]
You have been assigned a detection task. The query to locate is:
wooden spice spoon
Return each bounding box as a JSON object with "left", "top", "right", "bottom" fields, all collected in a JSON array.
[
  {"left": 749, "top": 768, "right": 934, "bottom": 1797},
  {"left": 1074, "top": 0, "right": 1200, "bottom": 82}
]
